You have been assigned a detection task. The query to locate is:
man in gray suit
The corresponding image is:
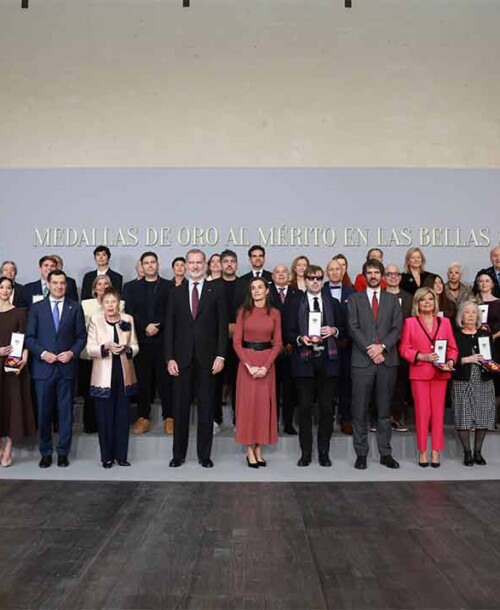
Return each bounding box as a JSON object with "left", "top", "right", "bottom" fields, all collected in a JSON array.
[{"left": 347, "top": 259, "right": 402, "bottom": 470}]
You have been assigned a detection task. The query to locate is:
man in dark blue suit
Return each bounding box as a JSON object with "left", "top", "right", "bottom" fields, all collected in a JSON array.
[
  {"left": 26, "top": 270, "right": 87, "bottom": 468},
  {"left": 23, "top": 255, "right": 58, "bottom": 309}
]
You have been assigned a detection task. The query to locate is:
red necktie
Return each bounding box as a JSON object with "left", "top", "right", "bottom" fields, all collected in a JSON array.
[
  {"left": 192, "top": 282, "right": 199, "bottom": 319},
  {"left": 372, "top": 291, "right": 379, "bottom": 321}
]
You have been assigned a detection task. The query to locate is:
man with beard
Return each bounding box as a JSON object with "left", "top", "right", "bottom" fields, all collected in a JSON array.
[{"left": 348, "top": 259, "right": 402, "bottom": 470}]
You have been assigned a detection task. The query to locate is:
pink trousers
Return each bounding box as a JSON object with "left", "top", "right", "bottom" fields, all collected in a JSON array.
[{"left": 410, "top": 379, "right": 448, "bottom": 452}]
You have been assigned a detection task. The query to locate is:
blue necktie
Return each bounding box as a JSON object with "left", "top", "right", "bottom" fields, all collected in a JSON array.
[{"left": 52, "top": 301, "right": 60, "bottom": 331}]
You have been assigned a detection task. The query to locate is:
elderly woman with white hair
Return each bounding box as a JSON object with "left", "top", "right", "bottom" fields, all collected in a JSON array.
[
  {"left": 444, "top": 262, "right": 472, "bottom": 309},
  {"left": 451, "top": 300, "right": 496, "bottom": 466}
]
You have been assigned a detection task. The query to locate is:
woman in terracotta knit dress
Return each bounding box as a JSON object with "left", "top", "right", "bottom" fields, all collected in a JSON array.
[{"left": 234, "top": 277, "right": 282, "bottom": 468}]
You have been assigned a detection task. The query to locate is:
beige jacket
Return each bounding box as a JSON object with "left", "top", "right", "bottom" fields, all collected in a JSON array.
[{"left": 86, "top": 312, "right": 139, "bottom": 398}]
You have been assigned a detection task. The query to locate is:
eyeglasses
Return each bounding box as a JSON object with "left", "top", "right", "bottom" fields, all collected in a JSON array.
[
  {"left": 385, "top": 272, "right": 401, "bottom": 277},
  {"left": 306, "top": 275, "right": 324, "bottom": 281}
]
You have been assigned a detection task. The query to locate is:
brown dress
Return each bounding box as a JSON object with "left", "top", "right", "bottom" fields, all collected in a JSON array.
[
  {"left": 0, "top": 308, "right": 36, "bottom": 441},
  {"left": 233, "top": 307, "right": 282, "bottom": 445}
]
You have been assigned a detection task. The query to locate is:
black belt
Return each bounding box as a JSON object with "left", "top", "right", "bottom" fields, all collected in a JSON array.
[{"left": 242, "top": 341, "right": 272, "bottom": 351}]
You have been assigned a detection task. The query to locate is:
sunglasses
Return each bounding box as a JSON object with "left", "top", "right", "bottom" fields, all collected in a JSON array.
[{"left": 306, "top": 275, "right": 324, "bottom": 281}]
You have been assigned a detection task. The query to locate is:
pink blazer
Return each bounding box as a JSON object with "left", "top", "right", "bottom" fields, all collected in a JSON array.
[{"left": 399, "top": 316, "right": 458, "bottom": 381}]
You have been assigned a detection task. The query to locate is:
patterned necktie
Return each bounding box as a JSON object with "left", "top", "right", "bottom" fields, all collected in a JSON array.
[
  {"left": 52, "top": 301, "right": 60, "bottom": 331},
  {"left": 279, "top": 287, "right": 286, "bottom": 304},
  {"left": 372, "top": 291, "right": 379, "bottom": 321},
  {"left": 43, "top": 282, "right": 49, "bottom": 297},
  {"left": 192, "top": 282, "right": 199, "bottom": 319}
]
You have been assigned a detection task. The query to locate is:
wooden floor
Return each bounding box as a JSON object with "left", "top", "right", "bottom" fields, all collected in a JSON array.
[{"left": 1, "top": 480, "right": 500, "bottom": 610}]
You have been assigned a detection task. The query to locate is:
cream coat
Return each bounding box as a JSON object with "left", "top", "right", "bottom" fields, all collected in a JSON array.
[{"left": 86, "top": 312, "right": 139, "bottom": 398}]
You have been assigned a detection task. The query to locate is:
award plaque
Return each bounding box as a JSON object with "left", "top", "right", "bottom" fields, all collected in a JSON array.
[
  {"left": 4, "top": 332, "right": 24, "bottom": 373},
  {"left": 478, "top": 337, "right": 492, "bottom": 362},
  {"left": 434, "top": 339, "right": 448, "bottom": 365},
  {"left": 308, "top": 312, "right": 322, "bottom": 339},
  {"left": 478, "top": 304, "right": 489, "bottom": 325}
]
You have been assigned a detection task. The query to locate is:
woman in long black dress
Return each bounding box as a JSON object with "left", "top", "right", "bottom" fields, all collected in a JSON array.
[{"left": 0, "top": 277, "right": 36, "bottom": 466}]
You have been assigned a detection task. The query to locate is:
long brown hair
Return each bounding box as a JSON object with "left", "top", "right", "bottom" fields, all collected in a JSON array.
[
  {"left": 239, "top": 277, "right": 272, "bottom": 319},
  {"left": 290, "top": 255, "right": 309, "bottom": 290}
]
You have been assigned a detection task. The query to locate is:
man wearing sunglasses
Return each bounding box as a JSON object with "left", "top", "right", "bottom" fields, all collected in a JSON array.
[{"left": 285, "top": 265, "right": 344, "bottom": 467}]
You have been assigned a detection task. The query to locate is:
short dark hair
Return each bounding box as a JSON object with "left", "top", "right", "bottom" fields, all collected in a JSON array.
[
  {"left": 93, "top": 245, "right": 111, "bottom": 258},
  {"left": 140, "top": 251, "right": 158, "bottom": 263},
  {"left": 367, "top": 248, "right": 383, "bottom": 260},
  {"left": 220, "top": 249, "right": 237, "bottom": 261},
  {"left": 171, "top": 256, "right": 186, "bottom": 267},
  {"left": 362, "top": 259, "right": 385, "bottom": 277},
  {"left": 39, "top": 255, "right": 58, "bottom": 267},
  {"left": 248, "top": 245, "right": 265, "bottom": 258},
  {"left": 47, "top": 269, "right": 67, "bottom": 282},
  {"left": 305, "top": 264, "right": 324, "bottom": 279},
  {"left": 0, "top": 276, "right": 14, "bottom": 289}
]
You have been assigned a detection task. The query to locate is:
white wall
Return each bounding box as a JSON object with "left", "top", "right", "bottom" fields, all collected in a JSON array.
[{"left": 1, "top": 0, "right": 499, "bottom": 168}]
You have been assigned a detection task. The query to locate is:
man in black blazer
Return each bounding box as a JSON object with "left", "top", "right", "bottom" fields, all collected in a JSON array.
[
  {"left": 269, "top": 263, "right": 299, "bottom": 435},
  {"left": 474, "top": 246, "right": 500, "bottom": 298},
  {"left": 125, "top": 251, "right": 173, "bottom": 434},
  {"left": 285, "top": 264, "right": 344, "bottom": 467},
  {"left": 165, "top": 248, "right": 228, "bottom": 468},
  {"left": 234, "top": 245, "right": 273, "bottom": 309},
  {"left": 80, "top": 245, "right": 123, "bottom": 300},
  {"left": 23, "top": 255, "right": 59, "bottom": 309},
  {"left": 1, "top": 260, "right": 26, "bottom": 307},
  {"left": 347, "top": 259, "right": 402, "bottom": 470}
]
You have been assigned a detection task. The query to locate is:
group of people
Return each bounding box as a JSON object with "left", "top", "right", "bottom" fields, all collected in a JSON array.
[{"left": 0, "top": 243, "right": 499, "bottom": 471}]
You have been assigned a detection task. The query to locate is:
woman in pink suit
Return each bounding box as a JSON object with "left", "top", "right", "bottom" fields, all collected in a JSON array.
[
  {"left": 400, "top": 287, "right": 458, "bottom": 467},
  {"left": 233, "top": 277, "right": 282, "bottom": 468}
]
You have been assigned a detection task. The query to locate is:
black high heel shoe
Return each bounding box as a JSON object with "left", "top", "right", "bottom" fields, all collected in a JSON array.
[
  {"left": 256, "top": 458, "right": 267, "bottom": 467},
  {"left": 246, "top": 456, "right": 259, "bottom": 469}
]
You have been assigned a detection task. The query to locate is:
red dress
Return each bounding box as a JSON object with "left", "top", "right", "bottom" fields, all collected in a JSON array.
[{"left": 233, "top": 307, "right": 282, "bottom": 445}]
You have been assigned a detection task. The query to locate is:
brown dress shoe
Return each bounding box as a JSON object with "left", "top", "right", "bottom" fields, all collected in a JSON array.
[
  {"left": 164, "top": 417, "right": 174, "bottom": 435},
  {"left": 340, "top": 421, "right": 353, "bottom": 435},
  {"left": 132, "top": 417, "right": 150, "bottom": 435}
]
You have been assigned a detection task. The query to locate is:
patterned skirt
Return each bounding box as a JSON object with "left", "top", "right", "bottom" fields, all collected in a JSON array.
[{"left": 451, "top": 365, "right": 496, "bottom": 430}]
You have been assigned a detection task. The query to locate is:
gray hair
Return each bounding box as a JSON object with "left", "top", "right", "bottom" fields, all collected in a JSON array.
[{"left": 456, "top": 299, "right": 482, "bottom": 330}]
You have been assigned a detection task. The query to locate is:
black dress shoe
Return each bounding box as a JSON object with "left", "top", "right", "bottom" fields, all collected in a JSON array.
[
  {"left": 246, "top": 456, "right": 259, "bottom": 469},
  {"left": 283, "top": 425, "right": 298, "bottom": 435},
  {"left": 297, "top": 455, "right": 311, "bottom": 467},
  {"left": 117, "top": 460, "right": 131, "bottom": 467},
  {"left": 102, "top": 461, "right": 113, "bottom": 469},
  {"left": 199, "top": 458, "right": 214, "bottom": 468},
  {"left": 256, "top": 458, "right": 267, "bottom": 467},
  {"left": 354, "top": 456, "right": 367, "bottom": 470},
  {"left": 380, "top": 455, "right": 399, "bottom": 469},
  {"left": 463, "top": 450, "right": 474, "bottom": 467},
  {"left": 57, "top": 455, "right": 69, "bottom": 468},
  {"left": 473, "top": 451, "right": 486, "bottom": 466},
  {"left": 39, "top": 455, "right": 52, "bottom": 469},
  {"left": 169, "top": 458, "right": 184, "bottom": 468},
  {"left": 318, "top": 453, "right": 332, "bottom": 467},
  {"left": 418, "top": 461, "right": 429, "bottom": 468}
]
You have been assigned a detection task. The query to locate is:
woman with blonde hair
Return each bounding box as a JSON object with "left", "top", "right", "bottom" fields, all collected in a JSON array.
[{"left": 400, "top": 247, "right": 432, "bottom": 295}]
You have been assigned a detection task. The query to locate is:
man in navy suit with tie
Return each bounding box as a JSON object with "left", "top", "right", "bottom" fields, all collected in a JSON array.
[
  {"left": 23, "top": 255, "right": 58, "bottom": 309},
  {"left": 26, "top": 270, "right": 87, "bottom": 468},
  {"left": 165, "top": 249, "right": 228, "bottom": 468}
]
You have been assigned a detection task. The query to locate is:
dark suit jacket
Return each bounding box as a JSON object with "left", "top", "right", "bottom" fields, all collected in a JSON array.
[
  {"left": 12, "top": 282, "right": 27, "bottom": 307},
  {"left": 269, "top": 284, "right": 299, "bottom": 345},
  {"left": 165, "top": 280, "right": 228, "bottom": 369},
  {"left": 234, "top": 270, "right": 273, "bottom": 309},
  {"left": 80, "top": 268, "right": 123, "bottom": 300},
  {"left": 25, "top": 297, "right": 87, "bottom": 380},
  {"left": 124, "top": 277, "right": 172, "bottom": 344},
  {"left": 322, "top": 283, "right": 355, "bottom": 317},
  {"left": 23, "top": 277, "right": 78, "bottom": 307},
  {"left": 284, "top": 291, "right": 344, "bottom": 378},
  {"left": 347, "top": 290, "right": 402, "bottom": 368}
]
